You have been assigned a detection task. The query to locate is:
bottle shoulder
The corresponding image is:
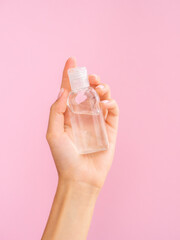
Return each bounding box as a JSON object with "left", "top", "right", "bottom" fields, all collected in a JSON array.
[
  {"left": 68, "top": 86, "right": 98, "bottom": 98},
  {"left": 67, "top": 86, "right": 100, "bottom": 114}
]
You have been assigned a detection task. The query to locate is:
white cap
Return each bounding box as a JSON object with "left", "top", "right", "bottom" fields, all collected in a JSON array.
[{"left": 68, "top": 67, "right": 89, "bottom": 91}]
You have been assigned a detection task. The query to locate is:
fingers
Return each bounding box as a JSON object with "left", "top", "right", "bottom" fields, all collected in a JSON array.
[
  {"left": 89, "top": 74, "right": 111, "bottom": 100},
  {"left": 100, "top": 103, "right": 108, "bottom": 119},
  {"left": 95, "top": 83, "right": 111, "bottom": 100},
  {"left": 88, "top": 74, "right": 101, "bottom": 86},
  {"left": 46, "top": 88, "right": 69, "bottom": 142},
  {"left": 101, "top": 99, "right": 119, "bottom": 129},
  {"left": 61, "top": 57, "right": 77, "bottom": 92},
  {"left": 88, "top": 74, "right": 118, "bottom": 129}
]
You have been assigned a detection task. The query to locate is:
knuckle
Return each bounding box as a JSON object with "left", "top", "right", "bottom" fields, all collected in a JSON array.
[
  {"left": 50, "top": 104, "right": 54, "bottom": 112},
  {"left": 50, "top": 103, "right": 56, "bottom": 113},
  {"left": 46, "top": 132, "right": 51, "bottom": 142},
  {"left": 110, "top": 99, "right": 119, "bottom": 115},
  {"left": 114, "top": 100, "right": 120, "bottom": 114},
  {"left": 46, "top": 132, "right": 58, "bottom": 143},
  {"left": 104, "top": 84, "right": 111, "bottom": 97},
  {"left": 105, "top": 83, "right": 110, "bottom": 90},
  {"left": 101, "top": 83, "right": 109, "bottom": 91}
]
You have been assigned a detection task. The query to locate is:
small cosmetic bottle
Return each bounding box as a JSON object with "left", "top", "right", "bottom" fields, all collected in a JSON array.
[{"left": 67, "top": 67, "right": 109, "bottom": 154}]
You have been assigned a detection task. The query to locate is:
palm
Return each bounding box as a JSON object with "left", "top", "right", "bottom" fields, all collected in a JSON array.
[{"left": 51, "top": 106, "right": 116, "bottom": 187}]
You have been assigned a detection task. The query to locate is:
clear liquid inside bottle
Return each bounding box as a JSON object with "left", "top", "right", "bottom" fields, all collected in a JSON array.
[{"left": 67, "top": 86, "right": 109, "bottom": 154}]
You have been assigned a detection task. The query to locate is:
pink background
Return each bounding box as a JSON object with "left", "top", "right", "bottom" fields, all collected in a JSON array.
[{"left": 0, "top": 0, "right": 180, "bottom": 239}]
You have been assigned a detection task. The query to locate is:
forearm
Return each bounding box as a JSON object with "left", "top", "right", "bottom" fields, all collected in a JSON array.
[{"left": 42, "top": 178, "right": 100, "bottom": 240}]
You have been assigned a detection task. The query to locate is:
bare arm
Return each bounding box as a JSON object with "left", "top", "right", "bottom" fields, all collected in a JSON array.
[{"left": 42, "top": 180, "right": 99, "bottom": 240}]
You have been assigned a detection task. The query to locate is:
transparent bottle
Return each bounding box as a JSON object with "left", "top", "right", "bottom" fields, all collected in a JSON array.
[{"left": 67, "top": 67, "right": 109, "bottom": 154}]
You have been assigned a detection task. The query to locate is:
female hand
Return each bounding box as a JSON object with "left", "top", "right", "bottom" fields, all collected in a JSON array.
[{"left": 46, "top": 57, "right": 119, "bottom": 189}]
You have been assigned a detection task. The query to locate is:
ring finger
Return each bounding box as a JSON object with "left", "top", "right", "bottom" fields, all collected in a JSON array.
[{"left": 88, "top": 74, "right": 111, "bottom": 100}]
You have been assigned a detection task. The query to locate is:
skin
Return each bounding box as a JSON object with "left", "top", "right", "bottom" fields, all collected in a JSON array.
[{"left": 42, "top": 57, "right": 119, "bottom": 240}]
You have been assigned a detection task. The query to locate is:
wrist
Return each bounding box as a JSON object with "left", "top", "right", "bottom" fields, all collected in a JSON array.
[{"left": 57, "top": 177, "right": 100, "bottom": 200}]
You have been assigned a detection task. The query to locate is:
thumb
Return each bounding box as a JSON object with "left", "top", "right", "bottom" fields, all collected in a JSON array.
[{"left": 46, "top": 88, "right": 68, "bottom": 142}]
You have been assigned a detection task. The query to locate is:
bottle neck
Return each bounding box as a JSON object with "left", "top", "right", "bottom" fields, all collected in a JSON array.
[{"left": 71, "top": 85, "right": 90, "bottom": 92}]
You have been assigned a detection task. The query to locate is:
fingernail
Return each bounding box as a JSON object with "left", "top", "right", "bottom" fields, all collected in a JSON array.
[
  {"left": 96, "top": 84, "right": 104, "bottom": 89},
  {"left": 57, "top": 88, "right": 64, "bottom": 99},
  {"left": 101, "top": 100, "right": 109, "bottom": 103}
]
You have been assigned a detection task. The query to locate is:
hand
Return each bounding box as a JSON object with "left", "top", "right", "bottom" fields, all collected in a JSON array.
[{"left": 46, "top": 57, "right": 119, "bottom": 189}]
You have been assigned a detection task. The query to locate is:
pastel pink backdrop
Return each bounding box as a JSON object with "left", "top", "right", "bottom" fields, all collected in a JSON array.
[{"left": 0, "top": 0, "right": 180, "bottom": 239}]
